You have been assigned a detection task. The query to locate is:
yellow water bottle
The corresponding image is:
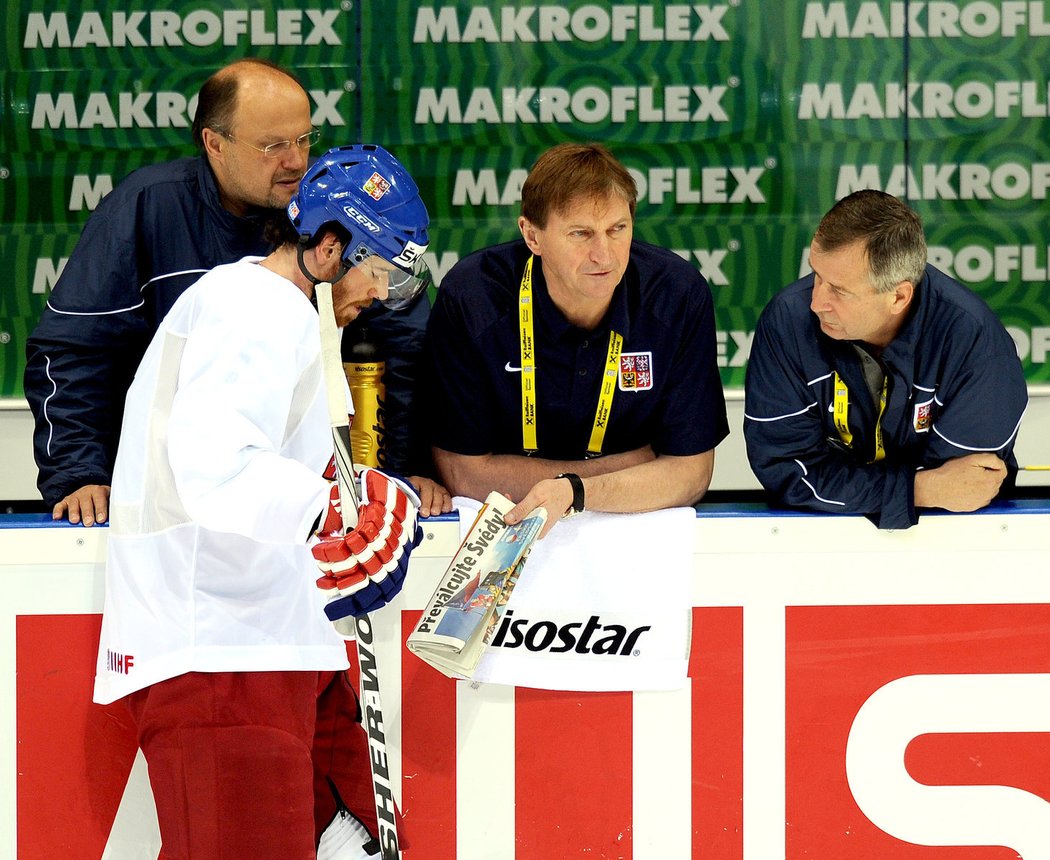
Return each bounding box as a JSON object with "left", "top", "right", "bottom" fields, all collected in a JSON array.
[{"left": 342, "top": 325, "right": 387, "bottom": 468}]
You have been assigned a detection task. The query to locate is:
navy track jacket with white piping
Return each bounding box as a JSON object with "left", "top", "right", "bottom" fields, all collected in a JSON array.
[{"left": 743, "top": 264, "right": 1028, "bottom": 529}]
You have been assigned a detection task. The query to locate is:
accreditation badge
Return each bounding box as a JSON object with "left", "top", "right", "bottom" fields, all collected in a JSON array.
[{"left": 618, "top": 351, "right": 653, "bottom": 392}]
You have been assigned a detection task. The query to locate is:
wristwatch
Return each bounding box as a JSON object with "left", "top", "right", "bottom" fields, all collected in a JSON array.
[{"left": 556, "top": 473, "right": 585, "bottom": 518}]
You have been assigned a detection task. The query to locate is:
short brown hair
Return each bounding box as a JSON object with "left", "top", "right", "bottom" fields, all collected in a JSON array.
[
  {"left": 520, "top": 142, "right": 637, "bottom": 228},
  {"left": 263, "top": 211, "right": 350, "bottom": 252},
  {"left": 191, "top": 58, "right": 303, "bottom": 150},
  {"left": 814, "top": 190, "right": 927, "bottom": 293}
]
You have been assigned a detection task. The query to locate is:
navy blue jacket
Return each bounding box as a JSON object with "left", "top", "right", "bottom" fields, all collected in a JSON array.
[
  {"left": 743, "top": 265, "right": 1028, "bottom": 529},
  {"left": 24, "top": 156, "right": 428, "bottom": 506},
  {"left": 423, "top": 239, "right": 729, "bottom": 460}
]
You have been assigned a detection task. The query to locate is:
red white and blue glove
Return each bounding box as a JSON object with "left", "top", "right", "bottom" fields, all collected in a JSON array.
[{"left": 312, "top": 468, "right": 422, "bottom": 621}]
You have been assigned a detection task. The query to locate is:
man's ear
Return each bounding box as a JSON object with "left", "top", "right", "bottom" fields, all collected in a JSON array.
[
  {"left": 518, "top": 216, "right": 541, "bottom": 255},
  {"left": 200, "top": 128, "right": 225, "bottom": 162},
  {"left": 890, "top": 280, "right": 915, "bottom": 316},
  {"left": 318, "top": 231, "right": 344, "bottom": 261}
]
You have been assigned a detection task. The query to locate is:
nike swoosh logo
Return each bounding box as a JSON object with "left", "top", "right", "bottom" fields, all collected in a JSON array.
[{"left": 505, "top": 362, "right": 523, "bottom": 372}]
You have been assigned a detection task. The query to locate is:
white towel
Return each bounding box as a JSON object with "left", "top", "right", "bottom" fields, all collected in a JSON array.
[{"left": 451, "top": 498, "right": 695, "bottom": 692}]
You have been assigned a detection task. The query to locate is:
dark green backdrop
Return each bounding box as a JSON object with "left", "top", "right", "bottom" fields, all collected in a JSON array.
[{"left": 3, "top": 1, "right": 1049, "bottom": 397}]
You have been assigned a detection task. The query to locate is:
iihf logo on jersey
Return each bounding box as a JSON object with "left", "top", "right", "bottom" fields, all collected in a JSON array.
[
  {"left": 913, "top": 400, "right": 933, "bottom": 433},
  {"left": 619, "top": 351, "right": 653, "bottom": 392},
  {"left": 363, "top": 171, "right": 391, "bottom": 201},
  {"left": 106, "top": 649, "right": 135, "bottom": 674}
]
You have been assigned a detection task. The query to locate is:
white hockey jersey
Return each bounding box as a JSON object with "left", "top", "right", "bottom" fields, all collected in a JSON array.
[{"left": 93, "top": 259, "right": 350, "bottom": 705}]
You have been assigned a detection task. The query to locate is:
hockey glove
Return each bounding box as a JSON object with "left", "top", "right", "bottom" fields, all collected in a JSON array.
[{"left": 313, "top": 469, "right": 423, "bottom": 620}]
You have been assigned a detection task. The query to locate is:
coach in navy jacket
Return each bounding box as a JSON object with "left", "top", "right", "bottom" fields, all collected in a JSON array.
[
  {"left": 424, "top": 143, "right": 729, "bottom": 533},
  {"left": 24, "top": 60, "right": 434, "bottom": 522},
  {"left": 744, "top": 190, "right": 1027, "bottom": 530}
]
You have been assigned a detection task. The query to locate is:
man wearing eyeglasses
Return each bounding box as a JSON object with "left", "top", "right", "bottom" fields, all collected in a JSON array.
[{"left": 24, "top": 58, "right": 450, "bottom": 528}]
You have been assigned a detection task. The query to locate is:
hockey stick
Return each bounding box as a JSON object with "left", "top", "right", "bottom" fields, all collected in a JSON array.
[
  {"left": 318, "top": 281, "right": 361, "bottom": 528},
  {"left": 316, "top": 281, "right": 400, "bottom": 860}
]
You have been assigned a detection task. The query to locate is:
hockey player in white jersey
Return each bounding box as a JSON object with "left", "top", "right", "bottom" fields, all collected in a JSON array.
[{"left": 93, "top": 145, "right": 431, "bottom": 859}]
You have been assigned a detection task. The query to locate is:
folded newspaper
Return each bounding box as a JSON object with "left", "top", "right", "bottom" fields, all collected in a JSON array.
[{"left": 407, "top": 492, "right": 547, "bottom": 679}]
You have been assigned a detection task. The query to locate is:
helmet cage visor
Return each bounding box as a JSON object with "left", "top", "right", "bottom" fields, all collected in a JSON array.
[{"left": 343, "top": 243, "right": 433, "bottom": 311}]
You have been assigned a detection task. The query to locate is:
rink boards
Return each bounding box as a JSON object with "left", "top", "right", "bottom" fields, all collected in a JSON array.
[{"left": 3, "top": 502, "right": 1050, "bottom": 860}]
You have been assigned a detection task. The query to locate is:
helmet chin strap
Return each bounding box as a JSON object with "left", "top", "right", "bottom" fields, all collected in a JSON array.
[{"left": 297, "top": 240, "right": 351, "bottom": 287}]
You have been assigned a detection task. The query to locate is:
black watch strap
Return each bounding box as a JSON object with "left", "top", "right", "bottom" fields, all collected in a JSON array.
[{"left": 556, "top": 472, "right": 585, "bottom": 518}]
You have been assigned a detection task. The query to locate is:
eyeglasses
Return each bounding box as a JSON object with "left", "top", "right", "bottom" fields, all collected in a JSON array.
[{"left": 221, "top": 128, "right": 321, "bottom": 158}]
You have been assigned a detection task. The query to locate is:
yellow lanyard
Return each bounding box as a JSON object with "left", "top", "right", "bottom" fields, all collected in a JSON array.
[
  {"left": 519, "top": 255, "right": 622, "bottom": 456},
  {"left": 519, "top": 256, "right": 538, "bottom": 451},
  {"left": 832, "top": 371, "right": 888, "bottom": 463}
]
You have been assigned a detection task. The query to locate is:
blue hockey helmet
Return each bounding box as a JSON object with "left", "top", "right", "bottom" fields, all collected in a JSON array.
[{"left": 287, "top": 144, "right": 431, "bottom": 310}]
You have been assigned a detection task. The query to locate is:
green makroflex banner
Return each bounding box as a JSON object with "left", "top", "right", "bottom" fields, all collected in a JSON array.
[{"left": 3, "top": 0, "right": 1049, "bottom": 397}]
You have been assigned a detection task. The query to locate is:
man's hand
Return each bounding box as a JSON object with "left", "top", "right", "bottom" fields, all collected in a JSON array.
[
  {"left": 313, "top": 469, "right": 423, "bottom": 620},
  {"left": 914, "top": 453, "right": 1007, "bottom": 512},
  {"left": 53, "top": 484, "right": 110, "bottom": 526},
  {"left": 408, "top": 475, "right": 453, "bottom": 517},
  {"left": 504, "top": 476, "right": 575, "bottom": 539}
]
